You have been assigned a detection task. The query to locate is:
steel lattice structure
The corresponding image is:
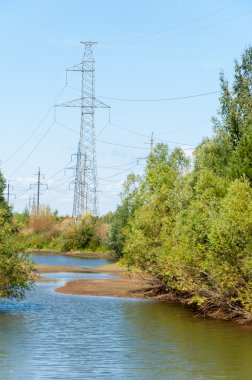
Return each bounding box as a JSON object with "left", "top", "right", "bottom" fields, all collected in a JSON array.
[{"left": 58, "top": 41, "right": 109, "bottom": 219}]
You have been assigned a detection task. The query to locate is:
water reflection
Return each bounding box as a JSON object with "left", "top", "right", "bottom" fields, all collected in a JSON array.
[
  {"left": 31, "top": 254, "right": 113, "bottom": 268},
  {"left": 119, "top": 301, "right": 252, "bottom": 379},
  {"left": 42, "top": 272, "right": 116, "bottom": 281}
]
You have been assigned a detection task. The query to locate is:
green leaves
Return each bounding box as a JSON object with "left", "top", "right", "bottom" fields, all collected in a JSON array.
[
  {"left": 0, "top": 253, "right": 34, "bottom": 299},
  {"left": 0, "top": 169, "right": 35, "bottom": 299},
  {"left": 111, "top": 46, "right": 252, "bottom": 319},
  {"left": 209, "top": 180, "right": 252, "bottom": 265}
]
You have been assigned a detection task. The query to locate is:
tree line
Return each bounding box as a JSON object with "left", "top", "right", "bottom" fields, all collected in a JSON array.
[{"left": 108, "top": 46, "right": 252, "bottom": 321}]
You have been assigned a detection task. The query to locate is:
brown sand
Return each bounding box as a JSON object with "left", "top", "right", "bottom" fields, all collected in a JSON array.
[
  {"left": 55, "top": 272, "right": 156, "bottom": 298},
  {"left": 35, "top": 262, "right": 158, "bottom": 299},
  {"left": 35, "top": 262, "right": 252, "bottom": 324}
]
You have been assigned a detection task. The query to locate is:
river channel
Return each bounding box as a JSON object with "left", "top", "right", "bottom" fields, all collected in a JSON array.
[{"left": 0, "top": 254, "right": 252, "bottom": 379}]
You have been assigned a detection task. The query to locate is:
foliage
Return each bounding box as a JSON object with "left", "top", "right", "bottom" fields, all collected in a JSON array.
[
  {"left": 60, "top": 214, "right": 94, "bottom": 251},
  {"left": 111, "top": 46, "right": 252, "bottom": 320},
  {"left": 19, "top": 208, "right": 111, "bottom": 253},
  {"left": 0, "top": 174, "right": 34, "bottom": 298},
  {"left": 108, "top": 173, "right": 142, "bottom": 256}
]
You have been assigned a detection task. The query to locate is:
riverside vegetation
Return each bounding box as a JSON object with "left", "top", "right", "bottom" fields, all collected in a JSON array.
[
  {"left": 1, "top": 47, "right": 252, "bottom": 323},
  {"left": 108, "top": 46, "right": 252, "bottom": 322},
  {"left": 16, "top": 207, "right": 110, "bottom": 253},
  {"left": 0, "top": 171, "right": 34, "bottom": 298}
]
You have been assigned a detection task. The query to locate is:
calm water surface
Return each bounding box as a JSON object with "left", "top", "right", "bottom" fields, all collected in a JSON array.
[
  {"left": 0, "top": 255, "right": 252, "bottom": 379},
  {"left": 30, "top": 253, "right": 111, "bottom": 267}
]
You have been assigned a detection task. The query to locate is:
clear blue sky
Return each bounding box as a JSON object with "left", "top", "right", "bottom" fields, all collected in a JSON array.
[{"left": 0, "top": 0, "right": 251, "bottom": 215}]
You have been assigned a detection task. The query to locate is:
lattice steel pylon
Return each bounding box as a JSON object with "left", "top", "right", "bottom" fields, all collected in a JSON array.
[{"left": 57, "top": 41, "right": 109, "bottom": 220}]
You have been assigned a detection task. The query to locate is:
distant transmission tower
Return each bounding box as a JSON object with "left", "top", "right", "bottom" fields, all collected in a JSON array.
[{"left": 57, "top": 41, "right": 109, "bottom": 220}]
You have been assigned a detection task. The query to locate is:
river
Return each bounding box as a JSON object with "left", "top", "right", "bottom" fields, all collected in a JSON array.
[{"left": 0, "top": 254, "right": 252, "bottom": 379}]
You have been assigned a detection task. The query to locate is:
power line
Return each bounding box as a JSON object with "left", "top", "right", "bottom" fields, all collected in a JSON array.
[
  {"left": 100, "top": 164, "right": 139, "bottom": 180},
  {"left": 97, "top": 138, "right": 149, "bottom": 150},
  {"left": 54, "top": 120, "right": 78, "bottom": 135},
  {"left": 3, "top": 108, "right": 52, "bottom": 164},
  {"left": 2, "top": 45, "right": 81, "bottom": 138},
  {"left": 101, "top": 6, "right": 250, "bottom": 48},
  {"left": 97, "top": 90, "right": 219, "bottom": 102},
  {"left": 47, "top": 178, "right": 72, "bottom": 191},
  {"left": 97, "top": 121, "right": 110, "bottom": 137},
  {"left": 98, "top": 160, "right": 137, "bottom": 169},
  {"left": 100, "top": 0, "right": 244, "bottom": 45},
  {"left": 3, "top": 86, "right": 66, "bottom": 164},
  {"left": 9, "top": 121, "right": 55, "bottom": 177},
  {"left": 109, "top": 121, "right": 195, "bottom": 147},
  {"left": 136, "top": 9, "right": 252, "bottom": 46},
  {"left": 69, "top": 80, "right": 219, "bottom": 103},
  {"left": 56, "top": 118, "right": 195, "bottom": 149},
  {"left": 46, "top": 160, "right": 73, "bottom": 181}
]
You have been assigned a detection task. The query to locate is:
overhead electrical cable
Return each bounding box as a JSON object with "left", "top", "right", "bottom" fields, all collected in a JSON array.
[
  {"left": 97, "top": 91, "right": 219, "bottom": 102},
  {"left": 56, "top": 119, "right": 195, "bottom": 149},
  {"left": 101, "top": 7, "right": 250, "bottom": 47},
  {"left": 109, "top": 121, "right": 195, "bottom": 147},
  {"left": 98, "top": 160, "right": 137, "bottom": 169},
  {"left": 100, "top": 164, "right": 139, "bottom": 180},
  {"left": 147, "top": 9, "right": 252, "bottom": 45},
  {"left": 97, "top": 122, "right": 110, "bottom": 137},
  {"left": 9, "top": 121, "right": 55, "bottom": 177},
  {"left": 134, "top": 10, "right": 252, "bottom": 46},
  {"left": 55, "top": 120, "right": 78, "bottom": 135},
  {"left": 100, "top": 0, "right": 244, "bottom": 45},
  {"left": 48, "top": 178, "right": 73, "bottom": 191},
  {"left": 46, "top": 160, "right": 73, "bottom": 181},
  {"left": 3, "top": 108, "right": 52, "bottom": 164},
  {"left": 97, "top": 139, "right": 149, "bottom": 150},
  {"left": 3, "top": 86, "right": 67, "bottom": 164},
  {"left": 15, "top": 187, "right": 33, "bottom": 201},
  {"left": 3, "top": 45, "right": 81, "bottom": 137},
  {"left": 69, "top": 82, "right": 219, "bottom": 102}
]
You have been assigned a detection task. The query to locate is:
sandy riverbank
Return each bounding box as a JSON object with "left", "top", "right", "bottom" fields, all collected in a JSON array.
[
  {"left": 36, "top": 262, "right": 159, "bottom": 299},
  {"left": 35, "top": 261, "right": 252, "bottom": 325}
]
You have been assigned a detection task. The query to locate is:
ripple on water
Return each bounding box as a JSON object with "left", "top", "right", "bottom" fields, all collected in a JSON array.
[{"left": 0, "top": 257, "right": 252, "bottom": 380}]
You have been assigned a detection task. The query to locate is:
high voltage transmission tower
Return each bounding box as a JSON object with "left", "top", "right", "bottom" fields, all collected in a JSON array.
[{"left": 57, "top": 41, "right": 109, "bottom": 220}]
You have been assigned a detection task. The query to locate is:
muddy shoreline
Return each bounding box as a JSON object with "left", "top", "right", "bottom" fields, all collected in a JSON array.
[
  {"left": 35, "top": 260, "right": 252, "bottom": 326},
  {"left": 36, "top": 262, "right": 157, "bottom": 299}
]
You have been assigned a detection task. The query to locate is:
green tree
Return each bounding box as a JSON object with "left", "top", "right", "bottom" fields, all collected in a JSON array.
[
  {"left": 106, "top": 47, "right": 252, "bottom": 320},
  {"left": 0, "top": 171, "right": 34, "bottom": 298},
  {"left": 123, "top": 144, "right": 189, "bottom": 272},
  {"left": 108, "top": 173, "right": 142, "bottom": 256},
  {"left": 212, "top": 46, "right": 252, "bottom": 182}
]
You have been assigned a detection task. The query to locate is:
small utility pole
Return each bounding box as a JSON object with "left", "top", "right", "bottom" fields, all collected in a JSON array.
[
  {"left": 30, "top": 168, "right": 48, "bottom": 215},
  {"left": 150, "top": 132, "right": 154, "bottom": 154},
  {"left": 36, "top": 167, "right": 41, "bottom": 215},
  {"left": 32, "top": 194, "right": 37, "bottom": 215},
  {"left": 28, "top": 196, "right": 32, "bottom": 214},
  {"left": 138, "top": 132, "right": 155, "bottom": 164},
  {"left": 28, "top": 194, "right": 37, "bottom": 215},
  {"left": 7, "top": 182, "right": 10, "bottom": 204},
  {"left": 5, "top": 182, "right": 15, "bottom": 205}
]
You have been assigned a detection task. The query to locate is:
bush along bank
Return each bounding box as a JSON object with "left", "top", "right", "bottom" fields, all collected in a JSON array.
[
  {"left": 17, "top": 209, "right": 111, "bottom": 254},
  {"left": 108, "top": 47, "right": 252, "bottom": 324}
]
